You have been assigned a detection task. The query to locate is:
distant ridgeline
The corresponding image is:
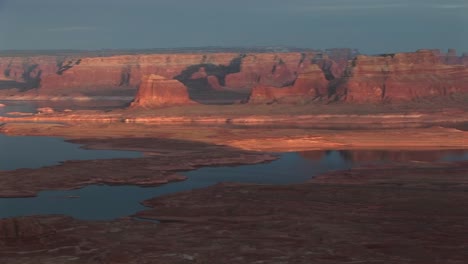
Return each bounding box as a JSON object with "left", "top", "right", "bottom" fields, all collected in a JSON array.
[{"left": 0, "top": 48, "right": 467, "bottom": 105}]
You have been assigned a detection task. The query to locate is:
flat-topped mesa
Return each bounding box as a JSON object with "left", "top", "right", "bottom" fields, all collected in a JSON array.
[
  {"left": 339, "top": 50, "right": 468, "bottom": 102},
  {"left": 249, "top": 64, "right": 329, "bottom": 104},
  {"left": 131, "top": 74, "right": 196, "bottom": 107},
  {"left": 1, "top": 52, "right": 349, "bottom": 100},
  {"left": 37, "top": 54, "right": 236, "bottom": 97}
]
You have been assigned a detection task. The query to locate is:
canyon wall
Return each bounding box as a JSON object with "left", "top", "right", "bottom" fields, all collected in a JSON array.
[
  {"left": 248, "top": 64, "right": 329, "bottom": 103},
  {"left": 339, "top": 50, "right": 468, "bottom": 102},
  {"left": 1, "top": 48, "right": 467, "bottom": 106},
  {"left": 0, "top": 49, "right": 353, "bottom": 100}
]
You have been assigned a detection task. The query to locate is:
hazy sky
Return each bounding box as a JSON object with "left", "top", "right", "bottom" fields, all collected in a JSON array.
[{"left": 0, "top": 0, "right": 467, "bottom": 54}]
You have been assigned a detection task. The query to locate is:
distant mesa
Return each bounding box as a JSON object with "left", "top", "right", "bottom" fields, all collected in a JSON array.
[{"left": 0, "top": 48, "right": 467, "bottom": 106}]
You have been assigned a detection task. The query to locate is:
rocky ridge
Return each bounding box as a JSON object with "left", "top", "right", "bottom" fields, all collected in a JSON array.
[{"left": 1, "top": 49, "right": 468, "bottom": 106}]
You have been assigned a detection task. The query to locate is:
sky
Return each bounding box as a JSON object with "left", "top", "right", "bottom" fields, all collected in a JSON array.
[{"left": 0, "top": 0, "right": 467, "bottom": 54}]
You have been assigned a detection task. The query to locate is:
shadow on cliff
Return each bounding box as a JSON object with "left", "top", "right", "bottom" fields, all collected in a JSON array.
[
  {"left": 1, "top": 63, "right": 42, "bottom": 92},
  {"left": 174, "top": 55, "right": 250, "bottom": 104}
]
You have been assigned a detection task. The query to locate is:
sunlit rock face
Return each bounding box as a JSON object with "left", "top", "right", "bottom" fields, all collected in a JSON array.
[
  {"left": 131, "top": 74, "right": 195, "bottom": 107},
  {"left": 338, "top": 50, "right": 468, "bottom": 102},
  {"left": 0, "top": 49, "right": 357, "bottom": 102},
  {"left": 224, "top": 53, "right": 305, "bottom": 90},
  {"left": 2, "top": 49, "right": 468, "bottom": 104},
  {"left": 37, "top": 54, "right": 235, "bottom": 97},
  {"left": 248, "top": 64, "right": 329, "bottom": 104}
]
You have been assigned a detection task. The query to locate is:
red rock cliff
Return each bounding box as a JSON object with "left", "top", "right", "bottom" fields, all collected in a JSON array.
[
  {"left": 3, "top": 49, "right": 467, "bottom": 105},
  {"left": 249, "top": 64, "right": 329, "bottom": 103},
  {"left": 338, "top": 50, "right": 468, "bottom": 102},
  {"left": 0, "top": 52, "right": 336, "bottom": 98},
  {"left": 131, "top": 74, "right": 195, "bottom": 107}
]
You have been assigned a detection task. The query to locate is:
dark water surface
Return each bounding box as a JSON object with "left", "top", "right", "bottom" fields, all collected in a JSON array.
[
  {"left": 0, "top": 100, "right": 37, "bottom": 116},
  {"left": 0, "top": 134, "right": 142, "bottom": 170},
  {"left": 1, "top": 133, "right": 467, "bottom": 220}
]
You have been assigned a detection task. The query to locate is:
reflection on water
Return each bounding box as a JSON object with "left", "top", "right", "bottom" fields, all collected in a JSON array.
[
  {"left": 1, "top": 148, "right": 468, "bottom": 220},
  {"left": 300, "top": 149, "right": 468, "bottom": 163}
]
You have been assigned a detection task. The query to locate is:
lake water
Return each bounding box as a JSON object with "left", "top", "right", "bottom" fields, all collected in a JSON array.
[
  {"left": 1, "top": 101, "right": 467, "bottom": 220},
  {"left": 0, "top": 134, "right": 142, "bottom": 170},
  {"left": 0, "top": 134, "right": 467, "bottom": 220}
]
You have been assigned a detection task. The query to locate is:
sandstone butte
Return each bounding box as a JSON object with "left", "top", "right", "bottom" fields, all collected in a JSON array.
[
  {"left": 131, "top": 74, "right": 195, "bottom": 107},
  {"left": 0, "top": 49, "right": 467, "bottom": 105}
]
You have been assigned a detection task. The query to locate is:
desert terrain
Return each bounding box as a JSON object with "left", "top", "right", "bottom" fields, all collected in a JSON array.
[{"left": 0, "top": 48, "right": 467, "bottom": 263}]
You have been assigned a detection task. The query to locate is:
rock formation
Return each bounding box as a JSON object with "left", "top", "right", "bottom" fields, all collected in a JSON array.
[
  {"left": 2, "top": 48, "right": 468, "bottom": 105},
  {"left": 224, "top": 53, "right": 304, "bottom": 89},
  {"left": 0, "top": 52, "right": 334, "bottom": 100},
  {"left": 206, "top": 75, "right": 223, "bottom": 90},
  {"left": 0, "top": 217, "right": 53, "bottom": 245},
  {"left": 131, "top": 74, "right": 195, "bottom": 107},
  {"left": 249, "top": 64, "right": 329, "bottom": 103},
  {"left": 338, "top": 50, "right": 468, "bottom": 102}
]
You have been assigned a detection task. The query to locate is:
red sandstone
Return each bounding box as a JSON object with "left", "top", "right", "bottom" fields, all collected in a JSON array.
[
  {"left": 249, "top": 64, "right": 329, "bottom": 103},
  {"left": 1, "top": 49, "right": 468, "bottom": 105},
  {"left": 340, "top": 50, "right": 468, "bottom": 102},
  {"left": 131, "top": 74, "right": 195, "bottom": 107}
]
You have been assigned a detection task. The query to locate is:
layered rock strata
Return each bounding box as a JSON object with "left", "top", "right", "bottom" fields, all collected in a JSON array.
[
  {"left": 1, "top": 49, "right": 468, "bottom": 105},
  {"left": 131, "top": 75, "right": 195, "bottom": 107},
  {"left": 249, "top": 64, "right": 329, "bottom": 103},
  {"left": 339, "top": 50, "right": 468, "bottom": 102},
  {"left": 0, "top": 50, "right": 354, "bottom": 101}
]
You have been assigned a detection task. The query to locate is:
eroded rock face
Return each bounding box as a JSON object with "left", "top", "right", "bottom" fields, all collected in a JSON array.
[
  {"left": 0, "top": 56, "right": 54, "bottom": 91},
  {"left": 0, "top": 218, "right": 53, "bottom": 245},
  {"left": 131, "top": 74, "right": 195, "bottom": 107},
  {"left": 2, "top": 49, "right": 468, "bottom": 105},
  {"left": 249, "top": 64, "right": 329, "bottom": 103},
  {"left": 206, "top": 75, "right": 223, "bottom": 90},
  {"left": 225, "top": 53, "right": 307, "bottom": 89},
  {"left": 339, "top": 50, "right": 468, "bottom": 102},
  {"left": 0, "top": 52, "right": 343, "bottom": 101}
]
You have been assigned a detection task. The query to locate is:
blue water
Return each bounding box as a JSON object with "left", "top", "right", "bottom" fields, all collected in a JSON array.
[
  {"left": 1, "top": 146, "right": 468, "bottom": 220},
  {"left": 0, "top": 134, "right": 142, "bottom": 170},
  {"left": 0, "top": 152, "right": 353, "bottom": 220},
  {"left": 0, "top": 101, "right": 36, "bottom": 116}
]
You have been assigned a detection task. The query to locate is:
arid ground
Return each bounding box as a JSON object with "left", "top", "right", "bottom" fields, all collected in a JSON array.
[
  {"left": 1, "top": 48, "right": 468, "bottom": 263},
  {"left": 1, "top": 105, "right": 467, "bottom": 263}
]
